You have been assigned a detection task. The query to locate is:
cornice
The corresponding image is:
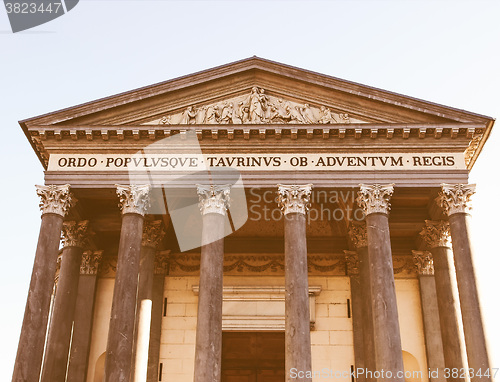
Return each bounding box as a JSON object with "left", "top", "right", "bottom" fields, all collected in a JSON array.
[{"left": 27, "top": 123, "right": 485, "bottom": 169}]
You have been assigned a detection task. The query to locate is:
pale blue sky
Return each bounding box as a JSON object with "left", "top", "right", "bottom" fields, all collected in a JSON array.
[{"left": 1, "top": 0, "right": 499, "bottom": 379}]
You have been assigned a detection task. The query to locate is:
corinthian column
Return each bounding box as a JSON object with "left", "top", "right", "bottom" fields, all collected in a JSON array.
[
  {"left": 348, "top": 221, "right": 375, "bottom": 381},
  {"left": 356, "top": 184, "right": 404, "bottom": 379},
  {"left": 345, "top": 251, "right": 365, "bottom": 382},
  {"left": 277, "top": 184, "right": 313, "bottom": 382},
  {"left": 437, "top": 184, "right": 491, "bottom": 381},
  {"left": 420, "top": 221, "right": 467, "bottom": 380},
  {"left": 193, "top": 185, "right": 231, "bottom": 382},
  {"left": 104, "top": 185, "right": 150, "bottom": 382},
  {"left": 12, "top": 184, "right": 75, "bottom": 382},
  {"left": 132, "top": 220, "right": 164, "bottom": 382},
  {"left": 412, "top": 251, "right": 446, "bottom": 382},
  {"left": 67, "top": 250, "right": 103, "bottom": 382},
  {"left": 41, "top": 220, "right": 91, "bottom": 382}
]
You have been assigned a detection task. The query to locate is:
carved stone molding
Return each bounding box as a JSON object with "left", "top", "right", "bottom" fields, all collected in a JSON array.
[
  {"left": 277, "top": 184, "right": 312, "bottom": 215},
  {"left": 420, "top": 220, "right": 451, "bottom": 248},
  {"left": 61, "top": 220, "right": 91, "bottom": 248},
  {"left": 142, "top": 220, "right": 165, "bottom": 248},
  {"left": 344, "top": 250, "right": 359, "bottom": 276},
  {"left": 80, "top": 250, "right": 103, "bottom": 275},
  {"left": 165, "top": 253, "right": 415, "bottom": 277},
  {"left": 392, "top": 256, "right": 417, "bottom": 276},
  {"left": 167, "top": 253, "right": 344, "bottom": 275},
  {"left": 412, "top": 250, "right": 434, "bottom": 276},
  {"left": 154, "top": 251, "right": 171, "bottom": 275},
  {"left": 437, "top": 183, "right": 476, "bottom": 216},
  {"left": 36, "top": 184, "right": 75, "bottom": 217},
  {"left": 148, "top": 87, "right": 358, "bottom": 126},
  {"left": 465, "top": 135, "right": 483, "bottom": 168},
  {"left": 116, "top": 184, "right": 151, "bottom": 216},
  {"left": 191, "top": 285, "right": 322, "bottom": 331},
  {"left": 348, "top": 221, "right": 367, "bottom": 249},
  {"left": 197, "top": 184, "right": 231, "bottom": 216},
  {"left": 356, "top": 183, "right": 394, "bottom": 215}
]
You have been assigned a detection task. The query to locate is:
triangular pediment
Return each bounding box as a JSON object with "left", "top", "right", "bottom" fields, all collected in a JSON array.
[
  {"left": 20, "top": 57, "right": 493, "bottom": 128},
  {"left": 20, "top": 57, "right": 494, "bottom": 171}
]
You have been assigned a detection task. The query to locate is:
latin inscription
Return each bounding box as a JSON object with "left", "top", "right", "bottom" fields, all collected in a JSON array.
[{"left": 48, "top": 153, "right": 465, "bottom": 172}]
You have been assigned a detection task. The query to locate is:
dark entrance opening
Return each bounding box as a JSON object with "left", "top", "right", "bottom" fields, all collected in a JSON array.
[{"left": 222, "top": 332, "right": 285, "bottom": 382}]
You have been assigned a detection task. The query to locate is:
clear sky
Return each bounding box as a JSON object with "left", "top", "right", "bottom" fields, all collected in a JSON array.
[{"left": 1, "top": 0, "right": 499, "bottom": 379}]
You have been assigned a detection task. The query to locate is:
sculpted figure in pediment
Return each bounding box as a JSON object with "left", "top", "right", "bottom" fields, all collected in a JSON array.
[
  {"left": 289, "top": 105, "right": 306, "bottom": 123},
  {"left": 318, "top": 106, "right": 339, "bottom": 124},
  {"left": 150, "top": 86, "right": 356, "bottom": 125},
  {"left": 159, "top": 115, "right": 171, "bottom": 125},
  {"left": 299, "top": 103, "right": 316, "bottom": 124},
  {"left": 339, "top": 113, "right": 351, "bottom": 123},
  {"left": 234, "top": 102, "right": 247, "bottom": 124},
  {"left": 180, "top": 106, "right": 197, "bottom": 124},
  {"left": 195, "top": 106, "right": 207, "bottom": 124},
  {"left": 270, "top": 98, "right": 292, "bottom": 123},
  {"left": 219, "top": 102, "right": 234, "bottom": 124},
  {"left": 205, "top": 105, "right": 219, "bottom": 124},
  {"left": 248, "top": 86, "right": 268, "bottom": 123}
]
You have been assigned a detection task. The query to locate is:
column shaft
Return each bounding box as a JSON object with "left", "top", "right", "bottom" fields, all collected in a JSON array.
[
  {"left": 12, "top": 213, "right": 64, "bottom": 382},
  {"left": 284, "top": 212, "right": 312, "bottom": 382},
  {"left": 416, "top": 274, "right": 446, "bottom": 382},
  {"left": 350, "top": 274, "right": 365, "bottom": 381},
  {"left": 366, "top": 212, "right": 404, "bottom": 378},
  {"left": 193, "top": 212, "right": 225, "bottom": 382},
  {"left": 133, "top": 245, "right": 156, "bottom": 382},
  {"left": 104, "top": 213, "right": 145, "bottom": 381},
  {"left": 41, "top": 245, "right": 84, "bottom": 382},
  {"left": 449, "top": 213, "right": 491, "bottom": 381},
  {"left": 67, "top": 273, "right": 99, "bottom": 382},
  {"left": 147, "top": 274, "right": 166, "bottom": 382},
  {"left": 358, "top": 247, "right": 376, "bottom": 381},
  {"left": 431, "top": 245, "right": 468, "bottom": 378}
]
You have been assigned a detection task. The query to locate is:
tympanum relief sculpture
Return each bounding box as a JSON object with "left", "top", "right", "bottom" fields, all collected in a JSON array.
[{"left": 147, "top": 87, "right": 366, "bottom": 125}]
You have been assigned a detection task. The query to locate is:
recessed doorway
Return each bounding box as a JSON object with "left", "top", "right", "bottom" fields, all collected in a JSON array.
[{"left": 222, "top": 332, "right": 285, "bottom": 382}]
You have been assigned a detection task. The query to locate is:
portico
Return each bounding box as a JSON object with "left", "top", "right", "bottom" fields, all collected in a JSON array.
[{"left": 13, "top": 58, "right": 494, "bottom": 382}]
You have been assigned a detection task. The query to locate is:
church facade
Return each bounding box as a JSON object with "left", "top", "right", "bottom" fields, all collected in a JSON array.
[{"left": 12, "top": 57, "right": 494, "bottom": 382}]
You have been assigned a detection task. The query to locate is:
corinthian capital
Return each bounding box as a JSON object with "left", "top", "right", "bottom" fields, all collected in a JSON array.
[
  {"left": 36, "top": 184, "right": 75, "bottom": 217},
  {"left": 277, "top": 184, "right": 312, "bottom": 215},
  {"left": 420, "top": 220, "right": 451, "bottom": 248},
  {"left": 80, "top": 250, "right": 103, "bottom": 275},
  {"left": 142, "top": 220, "right": 165, "bottom": 248},
  {"left": 62, "top": 220, "right": 91, "bottom": 248},
  {"left": 437, "top": 183, "right": 476, "bottom": 216},
  {"left": 412, "top": 250, "right": 434, "bottom": 276},
  {"left": 116, "top": 184, "right": 151, "bottom": 216},
  {"left": 356, "top": 184, "right": 394, "bottom": 215},
  {"left": 348, "top": 221, "right": 367, "bottom": 249},
  {"left": 154, "top": 251, "right": 170, "bottom": 275},
  {"left": 344, "top": 250, "right": 359, "bottom": 276},
  {"left": 197, "top": 185, "right": 231, "bottom": 216}
]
